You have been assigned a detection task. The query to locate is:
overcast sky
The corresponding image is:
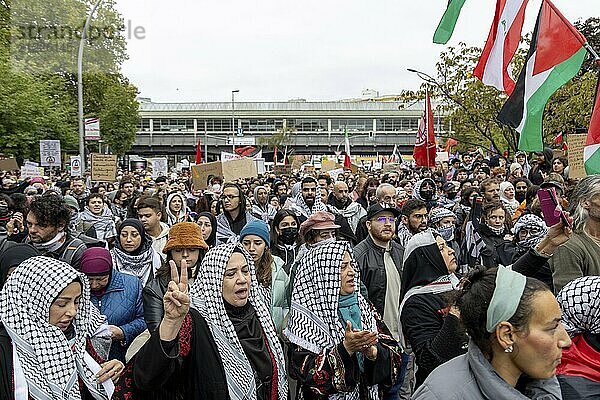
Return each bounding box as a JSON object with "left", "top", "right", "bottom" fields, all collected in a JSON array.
[{"left": 114, "top": 0, "right": 597, "bottom": 102}]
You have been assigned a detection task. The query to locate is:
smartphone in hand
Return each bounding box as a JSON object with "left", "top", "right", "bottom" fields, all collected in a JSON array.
[{"left": 538, "top": 188, "right": 572, "bottom": 228}]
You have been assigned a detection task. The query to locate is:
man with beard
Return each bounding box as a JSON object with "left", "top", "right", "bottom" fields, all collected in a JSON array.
[
  {"left": 412, "top": 178, "right": 437, "bottom": 210},
  {"left": 397, "top": 199, "right": 429, "bottom": 247},
  {"left": 353, "top": 203, "right": 406, "bottom": 400},
  {"left": 480, "top": 178, "right": 501, "bottom": 204},
  {"left": 528, "top": 147, "right": 553, "bottom": 185},
  {"left": 327, "top": 181, "right": 366, "bottom": 233},
  {"left": 7, "top": 195, "right": 86, "bottom": 269},
  {"left": 514, "top": 178, "right": 530, "bottom": 204},
  {"left": 287, "top": 177, "right": 327, "bottom": 223},
  {"left": 354, "top": 183, "right": 397, "bottom": 243},
  {"left": 69, "top": 177, "right": 89, "bottom": 211}
]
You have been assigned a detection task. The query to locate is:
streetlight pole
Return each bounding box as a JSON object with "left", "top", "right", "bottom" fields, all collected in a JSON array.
[
  {"left": 231, "top": 90, "right": 239, "bottom": 152},
  {"left": 78, "top": 0, "right": 104, "bottom": 174}
]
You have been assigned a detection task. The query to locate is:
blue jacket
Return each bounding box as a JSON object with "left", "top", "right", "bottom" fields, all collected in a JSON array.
[{"left": 90, "top": 269, "right": 146, "bottom": 362}]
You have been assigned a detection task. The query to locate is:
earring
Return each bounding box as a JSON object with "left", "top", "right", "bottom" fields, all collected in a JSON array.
[{"left": 504, "top": 345, "right": 513, "bottom": 353}]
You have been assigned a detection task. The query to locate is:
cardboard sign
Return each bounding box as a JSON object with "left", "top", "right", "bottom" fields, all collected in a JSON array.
[
  {"left": 192, "top": 158, "right": 258, "bottom": 189},
  {"left": 221, "top": 158, "right": 258, "bottom": 182},
  {"left": 0, "top": 158, "right": 19, "bottom": 171},
  {"left": 382, "top": 163, "right": 402, "bottom": 172},
  {"left": 328, "top": 168, "right": 344, "bottom": 181},
  {"left": 39, "top": 140, "right": 61, "bottom": 167},
  {"left": 568, "top": 133, "right": 587, "bottom": 179},
  {"left": 90, "top": 154, "right": 117, "bottom": 182},
  {"left": 273, "top": 165, "right": 292, "bottom": 175},
  {"left": 321, "top": 159, "right": 342, "bottom": 172}
]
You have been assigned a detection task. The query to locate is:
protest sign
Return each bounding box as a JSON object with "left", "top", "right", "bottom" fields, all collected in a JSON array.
[
  {"left": 90, "top": 154, "right": 117, "bottom": 182},
  {"left": 273, "top": 165, "right": 292, "bottom": 175},
  {"left": 20, "top": 165, "right": 44, "bottom": 178},
  {"left": 39, "top": 140, "right": 61, "bottom": 167},
  {"left": 0, "top": 158, "right": 19, "bottom": 171},
  {"left": 70, "top": 156, "right": 82, "bottom": 177},
  {"left": 191, "top": 161, "right": 222, "bottom": 190},
  {"left": 152, "top": 158, "right": 168, "bottom": 179},
  {"left": 568, "top": 133, "right": 587, "bottom": 179},
  {"left": 192, "top": 158, "right": 258, "bottom": 189}
]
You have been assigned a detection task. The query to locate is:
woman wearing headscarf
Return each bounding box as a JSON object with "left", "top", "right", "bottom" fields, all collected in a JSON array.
[
  {"left": 240, "top": 220, "right": 289, "bottom": 333},
  {"left": 284, "top": 241, "right": 401, "bottom": 400},
  {"left": 197, "top": 211, "right": 218, "bottom": 248},
  {"left": 111, "top": 219, "right": 162, "bottom": 285},
  {"left": 556, "top": 276, "right": 600, "bottom": 399},
  {"left": 270, "top": 209, "right": 300, "bottom": 275},
  {"left": 79, "top": 193, "right": 117, "bottom": 246},
  {"left": 165, "top": 192, "right": 191, "bottom": 226},
  {"left": 143, "top": 222, "right": 209, "bottom": 332},
  {"left": 399, "top": 231, "right": 466, "bottom": 389},
  {"left": 412, "top": 266, "right": 570, "bottom": 399},
  {"left": 80, "top": 247, "right": 146, "bottom": 363},
  {"left": 0, "top": 256, "right": 124, "bottom": 400},
  {"left": 251, "top": 186, "right": 277, "bottom": 223},
  {"left": 133, "top": 243, "right": 287, "bottom": 400},
  {"left": 412, "top": 178, "right": 438, "bottom": 211},
  {"left": 499, "top": 181, "right": 520, "bottom": 217}
]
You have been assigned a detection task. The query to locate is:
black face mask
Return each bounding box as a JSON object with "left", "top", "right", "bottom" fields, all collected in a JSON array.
[
  {"left": 420, "top": 189, "right": 434, "bottom": 201},
  {"left": 446, "top": 191, "right": 458, "bottom": 200},
  {"left": 515, "top": 192, "right": 526, "bottom": 203},
  {"left": 279, "top": 227, "right": 298, "bottom": 245}
]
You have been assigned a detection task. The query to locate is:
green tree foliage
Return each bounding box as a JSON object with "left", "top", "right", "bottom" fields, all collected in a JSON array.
[{"left": 0, "top": 0, "right": 138, "bottom": 162}]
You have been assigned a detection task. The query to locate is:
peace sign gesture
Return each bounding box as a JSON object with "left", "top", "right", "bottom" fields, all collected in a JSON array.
[{"left": 160, "top": 259, "right": 190, "bottom": 341}]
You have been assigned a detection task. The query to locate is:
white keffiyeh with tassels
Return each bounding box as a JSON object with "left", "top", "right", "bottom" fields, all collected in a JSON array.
[
  {"left": 0, "top": 256, "right": 110, "bottom": 400},
  {"left": 190, "top": 243, "right": 288, "bottom": 400},
  {"left": 284, "top": 241, "right": 379, "bottom": 400}
]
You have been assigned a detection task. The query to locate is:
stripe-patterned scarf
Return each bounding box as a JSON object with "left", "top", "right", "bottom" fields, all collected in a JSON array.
[
  {"left": 0, "top": 256, "right": 109, "bottom": 400},
  {"left": 284, "top": 241, "right": 378, "bottom": 400},
  {"left": 190, "top": 243, "right": 288, "bottom": 400},
  {"left": 557, "top": 276, "right": 600, "bottom": 337}
]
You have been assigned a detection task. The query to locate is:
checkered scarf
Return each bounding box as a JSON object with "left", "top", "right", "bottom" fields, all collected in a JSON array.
[
  {"left": 190, "top": 243, "right": 287, "bottom": 400},
  {"left": 290, "top": 184, "right": 327, "bottom": 219},
  {"left": 557, "top": 276, "right": 600, "bottom": 336},
  {"left": 0, "top": 256, "right": 109, "bottom": 400},
  {"left": 512, "top": 213, "right": 548, "bottom": 250},
  {"left": 284, "top": 241, "right": 377, "bottom": 400}
]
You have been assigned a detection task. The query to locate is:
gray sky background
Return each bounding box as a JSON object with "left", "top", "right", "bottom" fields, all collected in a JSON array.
[{"left": 114, "top": 0, "right": 598, "bottom": 102}]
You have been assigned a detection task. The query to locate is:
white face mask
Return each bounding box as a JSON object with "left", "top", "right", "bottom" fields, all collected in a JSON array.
[{"left": 212, "top": 184, "right": 222, "bottom": 193}]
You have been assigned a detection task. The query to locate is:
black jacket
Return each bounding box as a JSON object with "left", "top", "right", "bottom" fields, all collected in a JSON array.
[
  {"left": 142, "top": 275, "right": 169, "bottom": 332},
  {"left": 478, "top": 224, "right": 509, "bottom": 269},
  {"left": 353, "top": 235, "right": 404, "bottom": 316}
]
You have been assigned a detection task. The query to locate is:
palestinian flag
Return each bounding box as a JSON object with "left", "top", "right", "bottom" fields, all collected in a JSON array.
[
  {"left": 433, "top": 0, "right": 467, "bottom": 44},
  {"left": 473, "top": 0, "right": 530, "bottom": 95},
  {"left": 497, "top": 0, "right": 588, "bottom": 152},
  {"left": 585, "top": 75, "right": 600, "bottom": 175}
]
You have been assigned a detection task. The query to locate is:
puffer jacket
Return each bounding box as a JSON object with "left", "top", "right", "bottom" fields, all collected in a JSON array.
[
  {"left": 270, "top": 256, "right": 290, "bottom": 333},
  {"left": 353, "top": 235, "right": 404, "bottom": 316},
  {"left": 90, "top": 269, "right": 146, "bottom": 362},
  {"left": 413, "top": 340, "right": 563, "bottom": 400}
]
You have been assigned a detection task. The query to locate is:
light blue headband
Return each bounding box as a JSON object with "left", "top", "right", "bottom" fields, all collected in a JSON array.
[{"left": 486, "top": 266, "right": 527, "bottom": 333}]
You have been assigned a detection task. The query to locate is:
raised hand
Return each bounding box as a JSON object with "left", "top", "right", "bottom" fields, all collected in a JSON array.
[
  {"left": 160, "top": 259, "right": 190, "bottom": 341},
  {"left": 342, "top": 320, "right": 378, "bottom": 355}
]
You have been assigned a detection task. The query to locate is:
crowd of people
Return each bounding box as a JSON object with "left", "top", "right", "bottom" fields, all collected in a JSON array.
[{"left": 0, "top": 146, "right": 598, "bottom": 400}]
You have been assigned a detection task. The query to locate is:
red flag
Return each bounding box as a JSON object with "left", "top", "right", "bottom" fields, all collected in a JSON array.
[
  {"left": 343, "top": 128, "right": 352, "bottom": 168},
  {"left": 444, "top": 138, "right": 458, "bottom": 152},
  {"left": 587, "top": 75, "right": 600, "bottom": 146},
  {"left": 195, "top": 139, "right": 202, "bottom": 164},
  {"left": 274, "top": 146, "right": 278, "bottom": 166},
  {"left": 413, "top": 88, "right": 437, "bottom": 167},
  {"left": 553, "top": 132, "right": 563, "bottom": 144}
]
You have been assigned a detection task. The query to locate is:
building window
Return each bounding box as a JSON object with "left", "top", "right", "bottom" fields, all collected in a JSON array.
[
  {"left": 137, "top": 119, "right": 150, "bottom": 133},
  {"left": 240, "top": 119, "right": 284, "bottom": 132},
  {"left": 331, "top": 119, "right": 373, "bottom": 132},
  {"left": 287, "top": 119, "right": 328, "bottom": 133},
  {"left": 153, "top": 119, "right": 194, "bottom": 132},
  {"left": 198, "top": 119, "right": 233, "bottom": 132}
]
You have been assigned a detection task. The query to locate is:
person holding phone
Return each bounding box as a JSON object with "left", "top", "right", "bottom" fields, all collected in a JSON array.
[{"left": 285, "top": 241, "right": 402, "bottom": 400}]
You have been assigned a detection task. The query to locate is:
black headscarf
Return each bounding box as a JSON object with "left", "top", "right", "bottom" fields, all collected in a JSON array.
[
  {"left": 198, "top": 211, "right": 218, "bottom": 248},
  {"left": 401, "top": 230, "right": 448, "bottom": 299},
  {"left": 0, "top": 243, "right": 40, "bottom": 288},
  {"left": 116, "top": 218, "right": 151, "bottom": 256}
]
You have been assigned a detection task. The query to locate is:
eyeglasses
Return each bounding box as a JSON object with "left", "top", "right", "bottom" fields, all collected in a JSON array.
[
  {"left": 519, "top": 227, "right": 541, "bottom": 236},
  {"left": 374, "top": 216, "right": 396, "bottom": 224},
  {"left": 222, "top": 194, "right": 239, "bottom": 201}
]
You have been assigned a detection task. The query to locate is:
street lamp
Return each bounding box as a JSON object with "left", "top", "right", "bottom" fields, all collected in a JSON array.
[
  {"left": 77, "top": 0, "right": 104, "bottom": 174},
  {"left": 231, "top": 90, "right": 239, "bottom": 152}
]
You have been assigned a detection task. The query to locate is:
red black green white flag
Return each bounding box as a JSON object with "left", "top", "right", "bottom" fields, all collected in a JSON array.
[
  {"left": 413, "top": 88, "right": 437, "bottom": 167},
  {"left": 497, "top": 0, "right": 588, "bottom": 152},
  {"left": 585, "top": 74, "right": 600, "bottom": 175}
]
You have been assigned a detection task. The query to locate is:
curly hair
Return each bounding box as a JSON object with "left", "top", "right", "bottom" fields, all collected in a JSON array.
[{"left": 28, "top": 195, "right": 71, "bottom": 230}]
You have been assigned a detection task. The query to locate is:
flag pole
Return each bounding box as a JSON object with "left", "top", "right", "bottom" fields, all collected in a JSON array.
[{"left": 425, "top": 86, "right": 430, "bottom": 170}]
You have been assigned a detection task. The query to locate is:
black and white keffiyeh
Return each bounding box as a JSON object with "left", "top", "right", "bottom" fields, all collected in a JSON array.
[
  {"left": 284, "top": 241, "right": 377, "bottom": 400},
  {"left": 79, "top": 207, "right": 117, "bottom": 242},
  {"left": 288, "top": 184, "right": 327, "bottom": 219},
  {"left": 252, "top": 186, "right": 277, "bottom": 223},
  {"left": 165, "top": 192, "right": 189, "bottom": 226},
  {"left": 0, "top": 256, "right": 109, "bottom": 400},
  {"left": 190, "top": 243, "right": 287, "bottom": 400},
  {"left": 557, "top": 276, "right": 600, "bottom": 337},
  {"left": 512, "top": 213, "right": 548, "bottom": 250}
]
